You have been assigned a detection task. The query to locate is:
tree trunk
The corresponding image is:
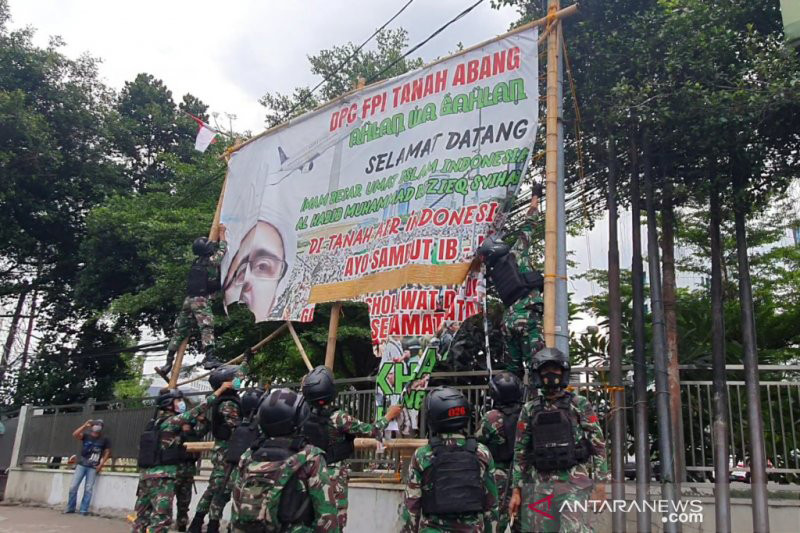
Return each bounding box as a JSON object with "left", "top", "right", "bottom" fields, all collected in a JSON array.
[
  {"left": 643, "top": 136, "right": 680, "bottom": 533},
  {"left": 0, "top": 289, "right": 28, "bottom": 385},
  {"left": 733, "top": 174, "right": 770, "bottom": 533},
  {"left": 660, "top": 179, "right": 685, "bottom": 483},
  {"left": 710, "top": 181, "right": 731, "bottom": 532},
  {"left": 606, "top": 137, "right": 626, "bottom": 533},
  {"left": 21, "top": 290, "right": 38, "bottom": 373},
  {"left": 630, "top": 133, "right": 651, "bottom": 532}
]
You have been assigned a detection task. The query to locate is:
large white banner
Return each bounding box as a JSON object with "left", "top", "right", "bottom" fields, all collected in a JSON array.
[{"left": 220, "top": 28, "right": 539, "bottom": 324}]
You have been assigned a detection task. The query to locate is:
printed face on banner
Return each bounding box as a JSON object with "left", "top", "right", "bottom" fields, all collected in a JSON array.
[{"left": 220, "top": 28, "right": 539, "bottom": 323}]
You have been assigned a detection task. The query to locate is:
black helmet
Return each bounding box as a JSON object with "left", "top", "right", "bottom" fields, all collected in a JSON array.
[
  {"left": 302, "top": 365, "right": 336, "bottom": 406},
  {"left": 531, "top": 347, "right": 570, "bottom": 388},
  {"left": 209, "top": 365, "right": 239, "bottom": 390},
  {"left": 424, "top": 387, "right": 471, "bottom": 434},
  {"left": 489, "top": 371, "right": 523, "bottom": 406},
  {"left": 241, "top": 387, "right": 266, "bottom": 419},
  {"left": 192, "top": 237, "right": 214, "bottom": 256},
  {"left": 258, "top": 388, "right": 309, "bottom": 437},
  {"left": 156, "top": 388, "right": 184, "bottom": 410}
]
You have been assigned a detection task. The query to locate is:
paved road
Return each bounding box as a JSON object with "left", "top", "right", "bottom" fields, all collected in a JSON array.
[{"left": 0, "top": 505, "right": 130, "bottom": 532}]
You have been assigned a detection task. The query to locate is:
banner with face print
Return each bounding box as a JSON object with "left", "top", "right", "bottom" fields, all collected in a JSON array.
[{"left": 219, "top": 27, "right": 539, "bottom": 322}]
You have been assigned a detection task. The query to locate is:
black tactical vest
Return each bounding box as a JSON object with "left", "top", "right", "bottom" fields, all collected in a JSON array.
[
  {"left": 421, "top": 437, "right": 487, "bottom": 516},
  {"left": 186, "top": 257, "right": 220, "bottom": 297},
  {"left": 486, "top": 405, "right": 521, "bottom": 465},
  {"left": 526, "top": 393, "right": 592, "bottom": 472},
  {"left": 250, "top": 437, "right": 313, "bottom": 529},
  {"left": 137, "top": 414, "right": 184, "bottom": 467},
  {"left": 211, "top": 392, "right": 241, "bottom": 441},
  {"left": 302, "top": 409, "right": 354, "bottom": 465},
  {"left": 225, "top": 420, "right": 261, "bottom": 465}
]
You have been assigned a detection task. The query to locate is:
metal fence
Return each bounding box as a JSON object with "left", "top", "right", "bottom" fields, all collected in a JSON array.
[{"left": 11, "top": 366, "right": 800, "bottom": 484}]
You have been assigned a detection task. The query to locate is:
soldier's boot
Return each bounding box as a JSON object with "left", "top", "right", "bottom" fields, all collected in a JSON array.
[
  {"left": 201, "top": 346, "right": 222, "bottom": 370},
  {"left": 154, "top": 350, "right": 176, "bottom": 381},
  {"left": 206, "top": 519, "right": 220, "bottom": 533},
  {"left": 187, "top": 513, "right": 205, "bottom": 533}
]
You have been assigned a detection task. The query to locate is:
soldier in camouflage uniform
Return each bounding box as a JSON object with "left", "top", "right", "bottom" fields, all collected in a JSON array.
[
  {"left": 132, "top": 382, "right": 233, "bottom": 533},
  {"left": 476, "top": 371, "right": 524, "bottom": 533},
  {"left": 509, "top": 348, "right": 609, "bottom": 533},
  {"left": 174, "top": 409, "right": 210, "bottom": 531},
  {"left": 157, "top": 225, "right": 228, "bottom": 379},
  {"left": 188, "top": 366, "right": 242, "bottom": 533},
  {"left": 401, "top": 387, "right": 498, "bottom": 532},
  {"left": 230, "top": 388, "right": 340, "bottom": 533},
  {"left": 301, "top": 365, "right": 402, "bottom": 529},
  {"left": 503, "top": 201, "right": 545, "bottom": 378}
]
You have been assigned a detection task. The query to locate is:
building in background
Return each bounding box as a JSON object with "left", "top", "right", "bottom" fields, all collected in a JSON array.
[{"left": 781, "top": 0, "right": 800, "bottom": 48}]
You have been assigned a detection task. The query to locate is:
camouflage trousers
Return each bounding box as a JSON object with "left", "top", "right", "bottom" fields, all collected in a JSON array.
[
  {"left": 132, "top": 476, "right": 176, "bottom": 533},
  {"left": 505, "top": 327, "right": 544, "bottom": 379},
  {"left": 326, "top": 463, "right": 349, "bottom": 530},
  {"left": 195, "top": 446, "right": 233, "bottom": 520},
  {"left": 168, "top": 296, "right": 215, "bottom": 352},
  {"left": 520, "top": 481, "right": 594, "bottom": 533},
  {"left": 175, "top": 466, "right": 196, "bottom": 528},
  {"left": 494, "top": 465, "right": 521, "bottom": 533}
]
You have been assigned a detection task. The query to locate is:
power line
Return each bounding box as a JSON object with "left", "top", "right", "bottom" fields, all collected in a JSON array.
[
  {"left": 281, "top": 0, "right": 417, "bottom": 121},
  {"left": 366, "top": 0, "right": 486, "bottom": 84}
]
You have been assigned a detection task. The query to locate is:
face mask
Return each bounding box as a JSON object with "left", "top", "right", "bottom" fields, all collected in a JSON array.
[
  {"left": 91, "top": 425, "right": 102, "bottom": 433},
  {"left": 175, "top": 400, "right": 187, "bottom": 413},
  {"left": 540, "top": 370, "right": 563, "bottom": 389}
]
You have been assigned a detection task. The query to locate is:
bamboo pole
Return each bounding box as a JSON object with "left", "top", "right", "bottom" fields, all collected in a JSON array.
[
  {"left": 184, "top": 437, "right": 427, "bottom": 453},
  {"left": 287, "top": 321, "right": 314, "bottom": 371},
  {"left": 542, "top": 1, "right": 561, "bottom": 348},
  {"left": 226, "top": 4, "right": 579, "bottom": 157},
  {"left": 169, "top": 171, "right": 229, "bottom": 388},
  {"left": 175, "top": 323, "right": 289, "bottom": 387},
  {"left": 325, "top": 303, "right": 342, "bottom": 370}
]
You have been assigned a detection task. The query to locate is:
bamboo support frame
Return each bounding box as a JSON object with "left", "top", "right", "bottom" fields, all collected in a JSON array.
[
  {"left": 543, "top": 1, "right": 562, "bottom": 348},
  {"left": 325, "top": 303, "right": 342, "bottom": 370},
  {"left": 175, "top": 322, "right": 289, "bottom": 387},
  {"left": 184, "top": 437, "right": 427, "bottom": 453},
  {"left": 287, "top": 321, "right": 314, "bottom": 371}
]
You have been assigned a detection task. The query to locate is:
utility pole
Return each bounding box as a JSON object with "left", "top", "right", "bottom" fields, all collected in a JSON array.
[
  {"left": 1, "top": 289, "right": 28, "bottom": 385},
  {"left": 555, "top": 22, "right": 569, "bottom": 357}
]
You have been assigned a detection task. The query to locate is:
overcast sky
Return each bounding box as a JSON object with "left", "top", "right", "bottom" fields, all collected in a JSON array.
[{"left": 9, "top": 0, "right": 523, "bottom": 133}]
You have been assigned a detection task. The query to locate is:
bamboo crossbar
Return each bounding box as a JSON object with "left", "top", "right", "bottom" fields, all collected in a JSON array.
[{"left": 184, "top": 437, "right": 428, "bottom": 453}]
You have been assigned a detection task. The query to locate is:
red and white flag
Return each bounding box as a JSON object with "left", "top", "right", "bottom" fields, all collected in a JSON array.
[{"left": 187, "top": 113, "right": 218, "bottom": 152}]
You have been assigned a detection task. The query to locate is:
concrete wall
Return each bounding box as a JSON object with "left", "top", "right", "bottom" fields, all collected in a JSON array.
[{"left": 6, "top": 468, "right": 800, "bottom": 532}]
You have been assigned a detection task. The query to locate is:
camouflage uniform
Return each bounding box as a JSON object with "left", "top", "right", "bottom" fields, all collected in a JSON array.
[
  {"left": 400, "top": 432, "right": 499, "bottom": 532},
  {"left": 132, "top": 395, "right": 218, "bottom": 533},
  {"left": 230, "top": 443, "right": 340, "bottom": 533},
  {"left": 511, "top": 391, "right": 609, "bottom": 533},
  {"left": 167, "top": 241, "right": 227, "bottom": 352},
  {"left": 504, "top": 215, "right": 544, "bottom": 378},
  {"left": 175, "top": 415, "right": 210, "bottom": 529},
  {"left": 319, "top": 409, "right": 391, "bottom": 529},
  {"left": 477, "top": 408, "right": 519, "bottom": 533},
  {"left": 194, "top": 395, "right": 241, "bottom": 521}
]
